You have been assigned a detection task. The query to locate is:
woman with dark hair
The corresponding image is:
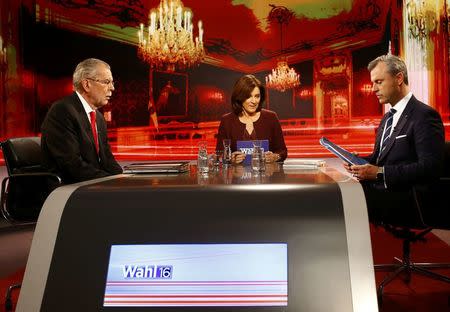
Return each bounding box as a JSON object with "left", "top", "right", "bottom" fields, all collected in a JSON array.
[{"left": 215, "top": 74, "right": 287, "bottom": 164}]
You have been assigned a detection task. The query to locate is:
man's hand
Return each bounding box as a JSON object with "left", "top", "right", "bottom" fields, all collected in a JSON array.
[
  {"left": 347, "top": 163, "right": 379, "bottom": 181},
  {"left": 343, "top": 162, "right": 352, "bottom": 173}
]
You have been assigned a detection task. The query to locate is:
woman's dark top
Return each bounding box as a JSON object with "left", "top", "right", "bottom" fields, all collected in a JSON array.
[{"left": 215, "top": 109, "right": 287, "bottom": 161}]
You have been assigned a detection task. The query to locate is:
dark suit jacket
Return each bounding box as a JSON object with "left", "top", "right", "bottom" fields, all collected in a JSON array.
[
  {"left": 215, "top": 109, "right": 288, "bottom": 161},
  {"left": 41, "top": 92, "right": 122, "bottom": 183},
  {"left": 365, "top": 95, "right": 445, "bottom": 189},
  {"left": 362, "top": 95, "right": 445, "bottom": 225}
]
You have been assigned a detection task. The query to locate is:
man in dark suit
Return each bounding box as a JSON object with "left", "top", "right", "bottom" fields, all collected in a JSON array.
[
  {"left": 344, "top": 55, "right": 445, "bottom": 224},
  {"left": 41, "top": 58, "right": 123, "bottom": 184}
]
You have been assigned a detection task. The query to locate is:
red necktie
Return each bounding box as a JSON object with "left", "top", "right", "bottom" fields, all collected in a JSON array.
[{"left": 89, "top": 111, "right": 99, "bottom": 153}]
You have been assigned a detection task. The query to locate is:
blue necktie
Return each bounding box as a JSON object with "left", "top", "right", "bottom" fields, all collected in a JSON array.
[{"left": 379, "top": 108, "right": 397, "bottom": 156}]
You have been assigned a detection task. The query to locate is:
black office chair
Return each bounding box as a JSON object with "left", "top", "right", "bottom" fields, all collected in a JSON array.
[
  {"left": 0, "top": 137, "right": 62, "bottom": 311},
  {"left": 374, "top": 141, "right": 450, "bottom": 305},
  {"left": 1, "top": 137, "right": 62, "bottom": 223}
]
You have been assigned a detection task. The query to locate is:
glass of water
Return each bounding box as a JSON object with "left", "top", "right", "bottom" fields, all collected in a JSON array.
[
  {"left": 251, "top": 147, "right": 265, "bottom": 172},
  {"left": 252, "top": 140, "right": 262, "bottom": 149},
  {"left": 210, "top": 150, "right": 222, "bottom": 167},
  {"left": 222, "top": 139, "right": 232, "bottom": 165},
  {"left": 197, "top": 141, "right": 209, "bottom": 173}
]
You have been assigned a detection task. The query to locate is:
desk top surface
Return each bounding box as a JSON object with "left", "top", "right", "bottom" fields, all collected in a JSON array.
[{"left": 99, "top": 160, "right": 355, "bottom": 190}]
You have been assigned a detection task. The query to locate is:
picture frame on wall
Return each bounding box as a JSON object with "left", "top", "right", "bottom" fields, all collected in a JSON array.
[
  {"left": 293, "top": 87, "right": 314, "bottom": 118},
  {"left": 265, "top": 88, "right": 295, "bottom": 119},
  {"left": 150, "top": 70, "right": 188, "bottom": 119}
]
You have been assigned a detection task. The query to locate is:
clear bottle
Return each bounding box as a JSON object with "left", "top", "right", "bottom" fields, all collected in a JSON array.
[{"left": 197, "top": 141, "right": 209, "bottom": 173}]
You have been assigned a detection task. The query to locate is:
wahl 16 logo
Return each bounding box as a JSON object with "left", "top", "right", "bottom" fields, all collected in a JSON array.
[{"left": 122, "top": 265, "right": 172, "bottom": 279}]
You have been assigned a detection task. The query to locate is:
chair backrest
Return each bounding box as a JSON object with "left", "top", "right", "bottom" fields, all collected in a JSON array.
[
  {"left": 1, "top": 137, "right": 43, "bottom": 176},
  {"left": 419, "top": 141, "right": 450, "bottom": 229},
  {"left": 1, "top": 137, "right": 61, "bottom": 222}
]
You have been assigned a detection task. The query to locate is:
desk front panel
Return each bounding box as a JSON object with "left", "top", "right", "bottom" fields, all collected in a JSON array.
[{"left": 18, "top": 163, "right": 376, "bottom": 312}]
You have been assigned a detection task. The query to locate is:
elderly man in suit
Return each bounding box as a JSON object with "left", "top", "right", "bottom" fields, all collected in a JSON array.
[
  {"left": 345, "top": 54, "right": 445, "bottom": 224},
  {"left": 41, "top": 58, "right": 123, "bottom": 183}
]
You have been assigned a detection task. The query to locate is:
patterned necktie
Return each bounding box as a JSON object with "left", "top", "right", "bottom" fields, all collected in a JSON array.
[
  {"left": 89, "top": 111, "right": 99, "bottom": 153},
  {"left": 379, "top": 108, "right": 397, "bottom": 156}
]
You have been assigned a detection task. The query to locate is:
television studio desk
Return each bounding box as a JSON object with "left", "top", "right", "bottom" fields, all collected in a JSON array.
[{"left": 17, "top": 160, "right": 378, "bottom": 312}]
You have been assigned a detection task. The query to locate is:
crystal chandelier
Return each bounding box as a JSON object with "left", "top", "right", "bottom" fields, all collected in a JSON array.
[
  {"left": 137, "top": 0, "right": 205, "bottom": 71},
  {"left": 406, "top": 0, "right": 437, "bottom": 44},
  {"left": 266, "top": 59, "right": 300, "bottom": 92},
  {"left": 265, "top": 5, "right": 300, "bottom": 92}
]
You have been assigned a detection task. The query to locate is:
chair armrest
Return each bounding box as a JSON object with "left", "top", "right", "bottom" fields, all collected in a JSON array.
[
  {"left": 6, "top": 172, "right": 62, "bottom": 184},
  {"left": 12, "top": 165, "right": 44, "bottom": 174},
  {"left": 1, "top": 173, "right": 63, "bottom": 222},
  {"left": 2, "top": 173, "right": 62, "bottom": 194},
  {"left": 1, "top": 173, "right": 62, "bottom": 201}
]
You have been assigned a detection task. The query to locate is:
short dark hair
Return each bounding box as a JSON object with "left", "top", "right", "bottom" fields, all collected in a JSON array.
[
  {"left": 367, "top": 54, "right": 409, "bottom": 85},
  {"left": 231, "top": 75, "right": 265, "bottom": 115}
]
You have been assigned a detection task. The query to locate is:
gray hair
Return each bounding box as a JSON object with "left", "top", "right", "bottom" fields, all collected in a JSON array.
[
  {"left": 367, "top": 54, "right": 409, "bottom": 85},
  {"left": 73, "top": 58, "right": 110, "bottom": 90}
]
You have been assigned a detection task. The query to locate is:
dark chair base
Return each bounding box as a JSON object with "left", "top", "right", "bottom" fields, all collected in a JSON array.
[
  {"left": 376, "top": 259, "right": 450, "bottom": 292},
  {"left": 374, "top": 227, "right": 450, "bottom": 305},
  {"left": 5, "top": 283, "right": 21, "bottom": 312}
]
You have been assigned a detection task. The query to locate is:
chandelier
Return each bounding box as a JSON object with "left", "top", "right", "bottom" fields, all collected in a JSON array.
[
  {"left": 266, "top": 59, "right": 300, "bottom": 92},
  {"left": 265, "top": 5, "right": 300, "bottom": 92},
  {"left": 406, "top": 0, "right": 437, "bottom": 44},
  {"left": 137, "top": 0, "right": 205, "bottom": 71}
]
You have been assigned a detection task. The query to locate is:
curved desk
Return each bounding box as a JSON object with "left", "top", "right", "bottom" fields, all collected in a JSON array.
[{"left": 17, "top": 161, "right": 377, "bottom": 312}]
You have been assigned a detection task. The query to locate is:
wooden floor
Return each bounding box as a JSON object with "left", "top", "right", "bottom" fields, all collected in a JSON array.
[{"left": 0, "top": 223, "right": 34, "bottom": 280}]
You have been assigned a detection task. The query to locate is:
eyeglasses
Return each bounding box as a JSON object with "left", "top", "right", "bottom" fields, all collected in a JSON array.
[{"left": 86, "top": 78, "right": 115, "bottom": 87}]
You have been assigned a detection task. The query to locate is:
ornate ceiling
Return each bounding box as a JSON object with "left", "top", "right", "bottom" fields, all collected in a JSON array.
[{"left": 33, "top": 0, "right": 390, "bottom": 72}]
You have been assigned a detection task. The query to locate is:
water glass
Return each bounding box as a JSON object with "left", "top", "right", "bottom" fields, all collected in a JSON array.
[
  {"left": 251, "top": 147, "right": 266, "bottom": 172},
  {"left": 210, "top": 150, "right": 222, "bottom": 167},
  {"left": 222, "top": 139, "right": 232, "bottom": 165},
  {"left": 197, "top": 141, "right": 209, "bottom": 173},
  {"left": 252, "top": 140, "right": 262, "bottom": 149}
]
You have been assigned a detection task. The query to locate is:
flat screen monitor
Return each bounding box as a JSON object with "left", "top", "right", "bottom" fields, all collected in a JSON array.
[{"left": 103, "top": 243, "right": 288, "bottom": 307}]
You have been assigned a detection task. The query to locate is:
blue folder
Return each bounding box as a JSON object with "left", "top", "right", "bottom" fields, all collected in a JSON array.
[
  {"left": 319, "top": 137, "right": 368, "bottom": 165},
  {"left": 236, "top": 140, "right": 269, "bottom": 165}
]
